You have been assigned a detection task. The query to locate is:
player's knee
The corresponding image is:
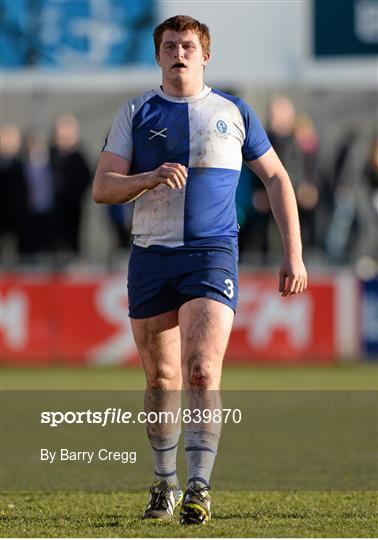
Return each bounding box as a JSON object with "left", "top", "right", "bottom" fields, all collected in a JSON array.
[
  {"left": 148, "top": 369, "right": 181, "bottom": 391},
  {"left": 188, "top": 357, "right": 214, "bottom": 389},
  {"left": 150, "top": 376, "right": 174, "bottom": 391}
]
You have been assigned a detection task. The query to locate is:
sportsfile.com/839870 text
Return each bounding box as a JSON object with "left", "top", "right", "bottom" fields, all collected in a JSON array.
[{"left": 40, "top": 407, "right": 242, "bottom": 428}]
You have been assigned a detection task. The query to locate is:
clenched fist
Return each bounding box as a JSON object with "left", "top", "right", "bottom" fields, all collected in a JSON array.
[{"left": 148, "top": 162, "right": 188, "bottom": 190}]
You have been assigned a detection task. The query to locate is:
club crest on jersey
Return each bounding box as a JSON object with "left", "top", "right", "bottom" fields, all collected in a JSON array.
[
  {"left": 149, "top": 128, "right": 167, "bottom": 140},
  {"left": 216, "top": 120, "right": 228, "bottom": 134}
]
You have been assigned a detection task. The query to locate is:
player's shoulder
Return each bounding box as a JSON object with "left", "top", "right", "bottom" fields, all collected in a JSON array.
[
  {"left": 211, "top": 89, "right": 253, "bottom": 117},
  {"left": 121, "top": 89, "right": 157, "bottom": 114}
]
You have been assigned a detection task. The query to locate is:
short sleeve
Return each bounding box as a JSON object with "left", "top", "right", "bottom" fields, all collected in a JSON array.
[
  {"left": 241, "top": 104, "right": 271, "bottom": 162},
  {"left": 102, "top": 101, "right": 133, "bottom": 161}
]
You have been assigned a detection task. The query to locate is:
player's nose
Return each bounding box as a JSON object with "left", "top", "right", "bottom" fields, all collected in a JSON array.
[{"left": 176, "top": 44, "right": 185, "bottom": 57}]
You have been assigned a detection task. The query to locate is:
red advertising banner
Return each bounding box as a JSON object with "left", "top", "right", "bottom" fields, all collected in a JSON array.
[
  {"left": 54, "top": 274, "right": 138, "bottom": 365},
  {"left": 228, "top": 274, "right": 334, "bottom": 363},
  {"left": 1, "top": 275, "right": 56, "bottom": 363},
  {"left": 1, "top": 273, "right": 339, "bottom": 365}
]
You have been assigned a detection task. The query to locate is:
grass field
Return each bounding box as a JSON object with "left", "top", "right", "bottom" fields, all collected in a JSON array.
[
  {"left": 1, "top": 364, "right": 377, "bottom": 537},
  {"left": 2, "top": 491, "right": 377, "bottom": 537},
  {"left": 2, "top": 363, "right": 377, "bottom": 390}
]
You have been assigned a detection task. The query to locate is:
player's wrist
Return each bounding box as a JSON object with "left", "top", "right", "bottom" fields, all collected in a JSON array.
[
  {"left": 283, "top": 240, "right": 302, "bottom": 258},
  {"left": 143, "top": 172, "right": 158, "bottom": 190}
]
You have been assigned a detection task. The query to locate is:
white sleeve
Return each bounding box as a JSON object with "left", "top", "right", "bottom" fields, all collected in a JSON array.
[{"left": 102, "top": 100, "right": 133, "bottom": 161}]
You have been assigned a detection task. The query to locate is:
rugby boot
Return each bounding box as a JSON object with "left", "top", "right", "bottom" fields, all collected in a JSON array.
[
  {"left": 143, "top": 479, "right": 183, "bottom": 520},
  {"left": 180, "top": 483, "right": 211, "bottom": 525}
]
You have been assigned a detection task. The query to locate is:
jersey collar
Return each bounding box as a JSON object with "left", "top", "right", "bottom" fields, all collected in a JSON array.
[{"left": 155, "top": 85, "right": 212, "bottom": 103}]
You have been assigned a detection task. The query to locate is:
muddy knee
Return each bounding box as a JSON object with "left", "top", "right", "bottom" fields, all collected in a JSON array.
[{"left": 187, "top": 354, "right": 215, "bottom": 389}]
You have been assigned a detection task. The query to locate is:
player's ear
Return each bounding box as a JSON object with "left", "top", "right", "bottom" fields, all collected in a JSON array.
[
  {"left": 156, "top": 54, "right": 161, "bottom": 66},
  {"left": 202, "top": 52, "right": 210, "bottom": 67}
]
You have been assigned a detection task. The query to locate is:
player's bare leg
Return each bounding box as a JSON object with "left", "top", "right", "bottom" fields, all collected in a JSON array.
[
  {"left": 131, "top": 310, "right": 183, "bottom": 519},
  {"left": 178, "top": 298, "right": 234, "bottom": 524},
  {"left": 179, "top": 298, "right": 233, "bottom": 390}
]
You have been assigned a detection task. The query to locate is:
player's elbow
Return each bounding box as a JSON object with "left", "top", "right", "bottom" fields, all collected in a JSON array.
[{"left": 92, "top": 175, "right": 107, "bottom": 204}]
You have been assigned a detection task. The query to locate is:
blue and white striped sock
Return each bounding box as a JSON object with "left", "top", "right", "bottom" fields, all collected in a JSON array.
[
  {"left": 185, "top": 429, "right": 220, "bottom": 489},
  {"left": 148, "top": 431, "right": 181, "bottom": 486}
]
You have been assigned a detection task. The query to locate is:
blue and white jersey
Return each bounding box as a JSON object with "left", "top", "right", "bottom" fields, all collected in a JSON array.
[{"left": 103, "top": 85, "right": 271, "bottom": 248}]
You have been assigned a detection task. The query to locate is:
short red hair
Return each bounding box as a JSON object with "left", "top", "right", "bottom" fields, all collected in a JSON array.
[{"left": 153, "top": 15, "right": 211, "bottom": 56}]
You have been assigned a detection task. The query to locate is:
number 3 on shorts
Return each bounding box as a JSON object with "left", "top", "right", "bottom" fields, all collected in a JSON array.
[{"left": 223, "top": 278, "right": 234, "bottom": 299}]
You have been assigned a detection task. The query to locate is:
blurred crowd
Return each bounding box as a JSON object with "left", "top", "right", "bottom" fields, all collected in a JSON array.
[
  {"left": 1, "top": 115, "right": 91, "bottom": 261},
  {"left": 1, "top": 98, "right": 377, "bottom": 272},
  {"left": 236, "top": 96, "right": 377, "bottom": 271},
  {"left": 0, "top": 114, "right": 132, "bottom": 266}
]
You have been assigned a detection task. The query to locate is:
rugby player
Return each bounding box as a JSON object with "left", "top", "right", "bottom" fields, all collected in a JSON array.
[{"left": 93, "top": 15, "right": 307, "bottom": 525}]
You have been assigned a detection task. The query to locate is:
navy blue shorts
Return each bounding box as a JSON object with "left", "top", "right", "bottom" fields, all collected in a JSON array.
[{"left": 127, "top": 238, "right": 238, "bottom": 319}]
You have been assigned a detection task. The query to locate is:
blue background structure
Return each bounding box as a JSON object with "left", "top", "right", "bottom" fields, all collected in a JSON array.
[{"left": 0, "top": 0, "right": 156, "bottom": 69}]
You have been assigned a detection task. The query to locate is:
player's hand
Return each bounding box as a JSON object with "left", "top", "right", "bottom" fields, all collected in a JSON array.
[
  {"left": 149, "top": 162, "right": 188, "bottom": 190},
  {"left": 278, "top": 256, "right": 307, "bottom": 296}
]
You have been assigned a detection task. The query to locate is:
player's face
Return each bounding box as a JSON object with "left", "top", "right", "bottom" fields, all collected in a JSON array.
[{"left": 157, "top": 30, "right": 209, "bottom": 89}]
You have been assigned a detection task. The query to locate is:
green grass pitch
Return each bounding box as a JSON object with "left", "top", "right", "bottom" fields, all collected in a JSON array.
[{"left": 1, "top": 364, "right": 377, "bottom": 537}]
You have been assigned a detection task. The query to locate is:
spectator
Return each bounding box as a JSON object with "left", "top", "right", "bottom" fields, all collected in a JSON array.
[
  {"left": 235, "top": 164, "right": 254, "bottom": 259},
  {"left": 50, "top": 114, "right": 91, "bottom": 254},
  {"left": 354, "top": 137, "right": 378, "bottom": 261},
  {"left": 249, "top": 96, "right": 304, "bottom": 260},
  {"left": 364, "top": 137, "right": 378, "bottom": 208},
  {"left": 267, "top": 96, "right": 303, "bottom": 185},
  {"left": 107, "top": 204, "right": 133, "bottom": 250},
  {"left": 325, "top": 128, "right": 361, "bottom": 262},
  {"left": 23, "top": 131, "right": 56, "bottom": 254},
  {"left": 0, "top": 124, "right": 29, "bottom": 254},
  {"left": 294, "top": 114, "right": 321, "bottom": 249},
  {"left": 236, "top": 164, "right": 270, "bottom": 262}
]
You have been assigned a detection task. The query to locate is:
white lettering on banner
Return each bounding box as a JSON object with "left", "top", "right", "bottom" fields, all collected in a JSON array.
[
  {"left": 234, "top": 286, "right": 312, "bottom": 349},
  {"left": 87, "top": 279, "right": 136, "bottom": 365},
  {"left": 0, "top": 290, "right": 28, "bottom": 349}
]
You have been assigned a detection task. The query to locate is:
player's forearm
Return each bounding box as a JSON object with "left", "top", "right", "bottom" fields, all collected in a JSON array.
[
  {"left": 92, "top": 171, "right": 153, "bottom": 204},
  {"left": 264, "top": 172, "right": 303, "bottom": 258}
]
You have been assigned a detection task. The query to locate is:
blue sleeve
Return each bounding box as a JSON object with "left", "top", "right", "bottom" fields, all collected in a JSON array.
[{"left": 241, "top": 103, "right": 271, "bottom": 162}]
